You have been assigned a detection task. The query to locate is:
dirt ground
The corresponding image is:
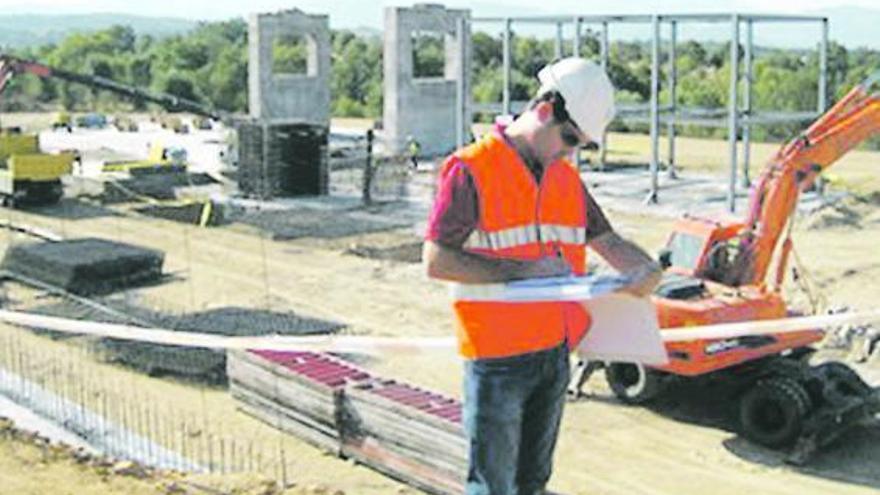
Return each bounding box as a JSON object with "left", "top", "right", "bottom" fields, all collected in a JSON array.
[
  {"left": 0, "top": 416, "right": 367, "bottom": 495},
  {"left": 0, "top": 114, "right": 879, "bottom": 494},
  {"left": 0, "top": 191, "right": 877, "bottom": 494}
]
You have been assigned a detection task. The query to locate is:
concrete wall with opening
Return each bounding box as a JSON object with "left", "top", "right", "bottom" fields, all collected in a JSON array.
[
  {"left": 248, "top": 9, "right": 331, "bottom": 125},
  {"left": 383, "top": 4, "right": 470, "bottom": 155}
]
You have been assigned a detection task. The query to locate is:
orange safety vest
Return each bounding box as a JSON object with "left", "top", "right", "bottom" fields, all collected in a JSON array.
[{"left": 446, "top": 131, "right": 592, "bottom": 359}]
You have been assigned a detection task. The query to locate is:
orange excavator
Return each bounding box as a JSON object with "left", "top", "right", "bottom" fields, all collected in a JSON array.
[{"left": 599, "top": 72, "right": 880, "bottom": 463}]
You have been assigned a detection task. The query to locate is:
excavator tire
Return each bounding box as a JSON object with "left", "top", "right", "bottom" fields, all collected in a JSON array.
[
  {"left": 739, "top": 376, "right": 812, "bottom": 448},
  {"left": 606, "top": 362, "right": 664, "bottom": 404}
]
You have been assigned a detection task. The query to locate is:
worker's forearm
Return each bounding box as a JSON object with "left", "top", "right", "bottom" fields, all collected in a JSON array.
[
  {"left": 590, "top": 231, "right": 656, "bottom": 271},
  {"left": 590, "top": 231, "right": 662, "bottom": 296},
  {"left": 423, "top": 241, "right": 567, "bottom": 283},
  {"left": 621, "top": 264, "right": 663, "bottom": 298}
]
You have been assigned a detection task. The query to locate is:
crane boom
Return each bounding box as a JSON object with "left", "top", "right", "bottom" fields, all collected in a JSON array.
[{"left": 0, "top": 54, "right": 222, "bottom": 120}]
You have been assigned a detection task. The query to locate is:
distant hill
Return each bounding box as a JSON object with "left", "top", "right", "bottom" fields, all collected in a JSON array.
[
  {"left": 0, "top": 6, "right": 878, "bottom": 52},
  {"left": 0, "top": 14, "right": 197, "bottom": 49}
]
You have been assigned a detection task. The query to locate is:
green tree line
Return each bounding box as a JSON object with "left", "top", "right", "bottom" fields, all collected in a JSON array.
[{"left": 2, "top": 21, "right": 879, "bottom": 146}]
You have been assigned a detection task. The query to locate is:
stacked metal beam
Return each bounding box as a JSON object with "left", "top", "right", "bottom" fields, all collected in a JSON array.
[{"left": 227, "top": 350, "right": 466, "bottom": 495}]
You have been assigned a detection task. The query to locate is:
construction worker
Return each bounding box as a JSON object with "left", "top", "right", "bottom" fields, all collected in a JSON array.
[
  {"left": 423, "top": 57, "right": 662, "bottom": 495},
  {"left": 406, "top": 135, "right": 421, "bottom": 169}
]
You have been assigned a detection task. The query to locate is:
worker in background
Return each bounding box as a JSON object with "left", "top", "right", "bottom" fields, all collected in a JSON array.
[
  {"left": 423, "top": 57, "right": 662, "bottom": 495},
  {"left": 406, "top": 135, "right": 421, "bottom": 170}
]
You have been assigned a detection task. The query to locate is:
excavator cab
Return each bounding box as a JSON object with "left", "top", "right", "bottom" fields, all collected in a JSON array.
[{"left": 661, "top": 215, "right": 745, "bottom": 284}]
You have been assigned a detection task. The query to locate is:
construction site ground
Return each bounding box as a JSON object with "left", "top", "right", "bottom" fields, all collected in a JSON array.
[{"left": 0, "top": 114, "right": 879, "bottom": 494}]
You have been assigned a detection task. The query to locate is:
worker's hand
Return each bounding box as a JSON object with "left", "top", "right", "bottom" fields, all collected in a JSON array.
[
  {"left": 521, "top": 255, "right": 572, "bottom": 280},
  {"left": 617, "top": 264, "right": 662, "bottom": 298}
]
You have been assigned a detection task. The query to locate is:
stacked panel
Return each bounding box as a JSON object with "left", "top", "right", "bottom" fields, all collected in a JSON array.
[
  {"left": 227, "top": 349, "right": 371, "bottom": 454},
  {"left": 228, "top": 349, "right": 466, "bottom": 495},
  {"left": 342, "top": 379, "right": 466, "bottom": 495}
]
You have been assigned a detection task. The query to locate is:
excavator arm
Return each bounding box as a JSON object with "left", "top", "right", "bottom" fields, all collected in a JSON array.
[
  {"left": 726, "top": 72, "right": 880, "bottom": 287},
  {"left": 0, "top": 54, "right": 221, "bottom": 120}
]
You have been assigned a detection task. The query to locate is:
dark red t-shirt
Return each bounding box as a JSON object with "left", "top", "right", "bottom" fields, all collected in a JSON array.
[{"left": 425, "top": 129, "right": 612, "bottom": 248}]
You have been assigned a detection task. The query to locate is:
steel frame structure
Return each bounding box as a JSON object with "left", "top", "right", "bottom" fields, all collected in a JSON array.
[{"left": 470, "top": 13, "right": 829, "bottom": 212}]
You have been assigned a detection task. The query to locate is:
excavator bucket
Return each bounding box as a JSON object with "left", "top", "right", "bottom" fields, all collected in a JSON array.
[{"left": 788, "top": 363, "right": 880, "bottom": 464}]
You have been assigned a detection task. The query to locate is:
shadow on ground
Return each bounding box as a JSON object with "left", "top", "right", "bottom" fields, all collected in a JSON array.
[
  {"left": 607, "top": 376, "right": 880, "bottom": 491},
  {"left": 231, "top": 202, "right": 411, "bottom": 240},
  {"left": 24, "top": 198, "right": 120, "bottom": 220}
]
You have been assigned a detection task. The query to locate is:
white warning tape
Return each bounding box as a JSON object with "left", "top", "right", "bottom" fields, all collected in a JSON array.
[
  {"left": 660, "top": 309, "right": 880, "bottom": 342},
  {"left": 0, "top": 310, "right": 451, "bottom": 355},
  {"left": 0, "top": 308, "right": 877, "bottom": 355},
  {"left": 0, "top": 219, "right": 62, "bottom": 242}
]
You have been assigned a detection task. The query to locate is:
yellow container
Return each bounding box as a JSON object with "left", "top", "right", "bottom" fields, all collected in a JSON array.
[
  {"left": 0, "top": 134, "right": 39, "bottom": 160},
  {"left": 7, "top": 153, "right": 74, "bottom": 181}
]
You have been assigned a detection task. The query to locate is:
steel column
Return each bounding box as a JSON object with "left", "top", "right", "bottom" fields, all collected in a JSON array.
[
  {"left": 502, "top": 17, "right": 511, "bottom": 115},
  {"left": 599, "top": 21, "right": 609, "bottom": 170},
  {"left": 555, "top": 22, "right": 564, "bottom": 59},
  {"left": 816, "top": 17, "right": 830, "bottom": 195},
  {"left": 455, "top": 17, "right": 466, "bottom": 149},
  {"left": 819, "top": 18, "right": 828, "bottom": 113},
  {"left": 667, "top": 20, "right": 678, "bottom": 179},
  {"left": 727, "top": 15, "right": 740, "bottom": 212},
  {"left": 647, "top": 15, "right": 660, "bottom": 203},
  {"left": 742, "top": 19, "right": 753, "bottom": 188}
]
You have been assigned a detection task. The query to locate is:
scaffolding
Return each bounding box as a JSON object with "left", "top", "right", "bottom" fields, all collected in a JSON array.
[{"left": 470, "top": 13, "right": 829, "bottom": 212}]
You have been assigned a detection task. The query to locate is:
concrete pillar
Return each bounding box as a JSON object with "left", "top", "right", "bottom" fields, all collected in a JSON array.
[
  {"left": 248, "top": 9, "right": 330, "bottom": 125},
  {"left": 383, "top": 4, "right": 471, "bottom": 155}
]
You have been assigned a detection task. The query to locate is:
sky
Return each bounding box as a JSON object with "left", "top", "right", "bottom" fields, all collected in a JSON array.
[
  {"left": 0, "top": 0, "right": 877, "bottom": 25},
  {"left": 1, "top": 0, "right": 878, "bottom": 48}
]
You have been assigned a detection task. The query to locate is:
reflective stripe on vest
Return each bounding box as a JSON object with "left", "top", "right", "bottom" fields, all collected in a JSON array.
[
  {"left": 463, "top": 224, "right": 586, "bottom": 251},
  {"left": 443, "top": 131, "right": 592, "bottom": 359}
]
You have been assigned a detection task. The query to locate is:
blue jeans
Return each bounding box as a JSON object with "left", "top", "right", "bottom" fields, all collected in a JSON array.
[{"left": 463, "top": 343, "right": 570, "bottom": 495}]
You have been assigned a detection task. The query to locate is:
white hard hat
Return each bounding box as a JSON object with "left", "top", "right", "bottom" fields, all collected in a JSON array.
[{"left": 537, "top": 57, "right": 616, "bottom": 141}]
